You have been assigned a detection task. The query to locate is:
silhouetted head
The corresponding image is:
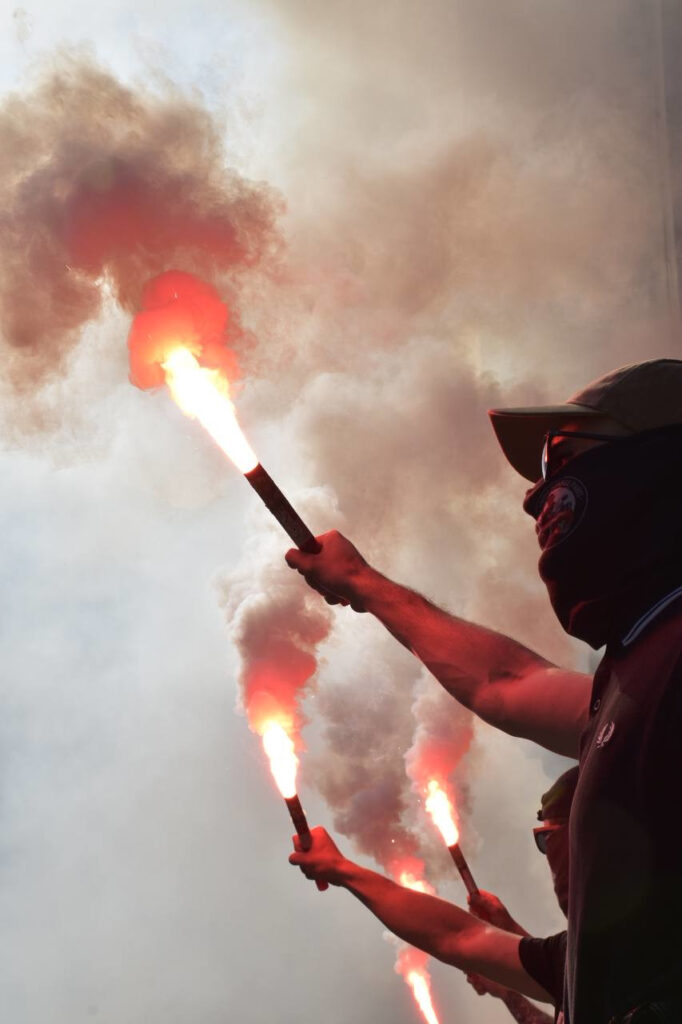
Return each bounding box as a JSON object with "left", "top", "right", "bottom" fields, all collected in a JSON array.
[
  {"left": 488, "top": 359, "right": 682, "bottom": 484},
  {"left": 533, "top": 766, "right": 578, "bottom": 917}
]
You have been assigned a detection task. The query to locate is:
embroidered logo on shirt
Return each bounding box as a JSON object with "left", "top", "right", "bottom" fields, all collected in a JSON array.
[{"left": 596, "top": 720, "right": 615, "bottom": 748}]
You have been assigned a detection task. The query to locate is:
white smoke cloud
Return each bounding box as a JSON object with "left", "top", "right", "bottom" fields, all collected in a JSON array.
[{"left": 1, "top": 2, "right": 677, "bottom": 1023}]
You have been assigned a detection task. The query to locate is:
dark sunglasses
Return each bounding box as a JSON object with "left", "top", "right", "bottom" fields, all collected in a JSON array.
[
  {"left": 541, "top": 429, "right": 628, "bottom": 482},
  {"left": 532, "top": 820, "right": 565, "bottom": 854}
]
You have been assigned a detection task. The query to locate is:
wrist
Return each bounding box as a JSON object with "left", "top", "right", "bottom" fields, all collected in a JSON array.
[
  {"left": 336, "top": 857, "right": 370, "bottom": 890},
  {"left": 352, "top": 564, "right": 387, "bottom": 605}
]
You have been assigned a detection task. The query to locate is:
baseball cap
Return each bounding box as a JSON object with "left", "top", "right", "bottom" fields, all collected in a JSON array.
[
  {"left": 537, "top": 766, "right": 579, "bottom": 823},
  {"left": 489, "top": 358, "right": 682, "bottom": 482}
]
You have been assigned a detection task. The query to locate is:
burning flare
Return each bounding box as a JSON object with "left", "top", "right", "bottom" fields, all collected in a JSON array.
[
  {"left": 392, "top": 865, "right": 441, "bottom": 1024},
  {"left": 405, "top": 970, "right": 440, "bottom": 1024},
  {"left": 129, "top": 269, "right": 320, "bottom": 553},
  {"left": 261, "top": 720, "right": 299, "bottom": 799},
  {"left": 424, "top": 779, "right": 459, "bottom": 847},
  {"left": 398, "top": 866, "right": 436, "bottom": 897},
  {"left": 394, "top": 943, "right": 441, "bottom": 1024},
  {"left": 259, "top": 716, "right": 328, "bottom": 893},
  {"left": 162, "top": 348, "right": 257, "bottom": 473},
  {"left": 128, "top": 270, "right": 257, "bottom": 472}
]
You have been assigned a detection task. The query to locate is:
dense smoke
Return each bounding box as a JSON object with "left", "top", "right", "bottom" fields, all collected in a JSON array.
[
  {"left": 405, "top": 679, "right": 475, "bottom": 855},
  {"left": 0, "top": 53, "right": 279, "bottom": 428},
  {"left": 2, "top": 2, "right": 678, "bottom": 1023},
  {"left": 218, "top": 525, "right": 332, "bottom": 739}
]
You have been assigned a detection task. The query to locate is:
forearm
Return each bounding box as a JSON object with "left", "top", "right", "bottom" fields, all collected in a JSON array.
[
  {"left": 502, "top": 991, "right": 554, "bottom": 1023},
  {"left": 356, "top": 568, "right": 549, "bottom": 717},
  {"left": 286, "top": 533, "right": 589, "bottom": 753},
  {"left": 340, "top": 858, "right": 479, "bottom": 963},
  {"left": 337, "top": 860, "right": 548, "bottom": 1000}
]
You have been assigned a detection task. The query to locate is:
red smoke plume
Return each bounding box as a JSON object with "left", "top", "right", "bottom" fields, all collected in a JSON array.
[
  {"left": 405, "top": 685, "right": 474, "bottom": 857},
  {"left": 0, "top": 56, "right": 279, "bottom": 410},
  {"left": 127, "top": 270, "right": 240, "bottom": 391},
  {"left": 222, "top": 559, "right": 333, "bottom": 743}
]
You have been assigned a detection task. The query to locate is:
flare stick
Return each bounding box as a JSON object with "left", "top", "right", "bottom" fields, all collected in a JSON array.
[
  {"left": 285, "top": 794, "right": 329, "bottom": 892},
  {"left": 245, "top": 464, "right": 321, "bottom": 553},
  {"left": 448, "top": 842, "right": 479, "bottom": 897}
]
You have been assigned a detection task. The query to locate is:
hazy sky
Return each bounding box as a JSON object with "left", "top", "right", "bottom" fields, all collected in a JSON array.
[{"left": 1, "top": 2, "right": 677, "bottom": 1023}]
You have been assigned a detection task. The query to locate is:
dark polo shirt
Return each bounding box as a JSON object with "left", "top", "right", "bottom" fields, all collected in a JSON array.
[
  {"left": 564, "top": 593, "right": 682, "bottom": 1022},
  {"left": 520, "top": 930, "right": 566, "bottom": 1022}
]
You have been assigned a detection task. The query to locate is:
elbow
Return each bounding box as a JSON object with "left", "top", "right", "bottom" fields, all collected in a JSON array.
[{"left": 467, "top": 685, "right": 518, "bottom": 736}]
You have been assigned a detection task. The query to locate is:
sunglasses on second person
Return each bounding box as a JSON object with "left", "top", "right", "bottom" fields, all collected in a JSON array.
[{"left": 533, "top": 820, "right": 566, "bottom": 854}]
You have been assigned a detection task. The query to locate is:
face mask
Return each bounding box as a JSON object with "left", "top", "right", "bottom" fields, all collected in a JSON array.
[
  {"left": 523, "top": 426, "right": 682, "bottom": 649},
  {"left": 545, "top": 828, "right": 569, "bottom": 918}
]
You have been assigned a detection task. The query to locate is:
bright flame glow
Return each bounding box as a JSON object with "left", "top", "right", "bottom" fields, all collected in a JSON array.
[
  {"left": 162, "top": 348, "right": 258, "bottom": 473},
  {"left": 393, "top": 869, "right": 441, "bottom": 1023},
  {"left": 406, "top": 971, "right": 441, "bottom": 1024},
  {"left": 425, "top": 780, "right": 459, "bottom": 847},
  {"left": 399, "top": 871, "right": 435, "bottom": 896},
  {"left": 261, "top": 721, "right": 299, "bottom": 799}
]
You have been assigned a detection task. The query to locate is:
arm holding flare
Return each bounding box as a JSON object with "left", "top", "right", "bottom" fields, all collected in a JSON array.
[
  {"left": 465, "top": 890, "right": 553, "bottom": 1023},
  {"left": 288, "top": 827, "right": 553, "bottom": 1005},
  {"left": 285, "top": 531, "right": 591, "bottom": 757}
]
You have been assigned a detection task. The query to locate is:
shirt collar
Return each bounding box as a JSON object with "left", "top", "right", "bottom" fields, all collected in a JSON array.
[{"left": 621, "top": 583, "right": 682, "bottom": 646}]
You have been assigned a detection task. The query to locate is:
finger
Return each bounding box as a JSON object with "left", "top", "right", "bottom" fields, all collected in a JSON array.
[
  {"left": 292, "top": 834, "right": 303, "bottom": 852},
  {"left": 298, "top": 832, "right": 312, "bottom": 852},
  {"left": 285, "top": 549, "right": 313, "bottom": 571}
]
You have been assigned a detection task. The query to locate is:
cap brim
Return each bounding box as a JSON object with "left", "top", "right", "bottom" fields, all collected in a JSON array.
[{"left": 488, "top": 403, "right": 601, "bottom": 482}]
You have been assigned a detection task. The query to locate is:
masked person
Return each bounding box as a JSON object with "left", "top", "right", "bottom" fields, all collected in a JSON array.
[
  {"left": 289, "top": 768, "right": 577, "bottom": 1024},
  {"left": 467, "top": 767, "right": 577, "bottom": 1024},
  {"left": 285, "top": 359, "right": 682, "bottom": 1023}
]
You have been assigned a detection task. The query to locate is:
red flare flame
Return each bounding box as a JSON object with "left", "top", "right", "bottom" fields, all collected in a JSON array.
[
  {"left": 395, "top": 861, "right": 436, "bottom": 897},
  {"left": 395, "top": 945, "right": 441, "bottom": 1024},
  {"left": 390, "top": 863, "right": 441, "bottom": 1024},
  {"left": 424, "top": 779, "right": 459, "bottom": 847},
  {"left": 261, "top": 719, "right": 299, "bottom": 799},
  {"left": 128, "top": 270, "right": 239, "bottom": 390},
  {"left": 405, "top": 971, "right": 441, "bottom": 1024},
  {"left": 127, "top": 270, "right": 257, "bottom": 472}
]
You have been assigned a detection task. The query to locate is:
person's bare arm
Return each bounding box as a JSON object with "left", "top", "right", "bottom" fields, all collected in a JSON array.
[
  {"left": 289, "top": 828, "right": 553, "bottom": 1003},
  {"left": 501, "top": 991, "right": 554, "bottom": 1023},
  {"left": 286, "top": 532, "right": 590, "bottom": 756},
  {"left": 466, "top": 893, "right": 553, "bottom": 1021}
]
